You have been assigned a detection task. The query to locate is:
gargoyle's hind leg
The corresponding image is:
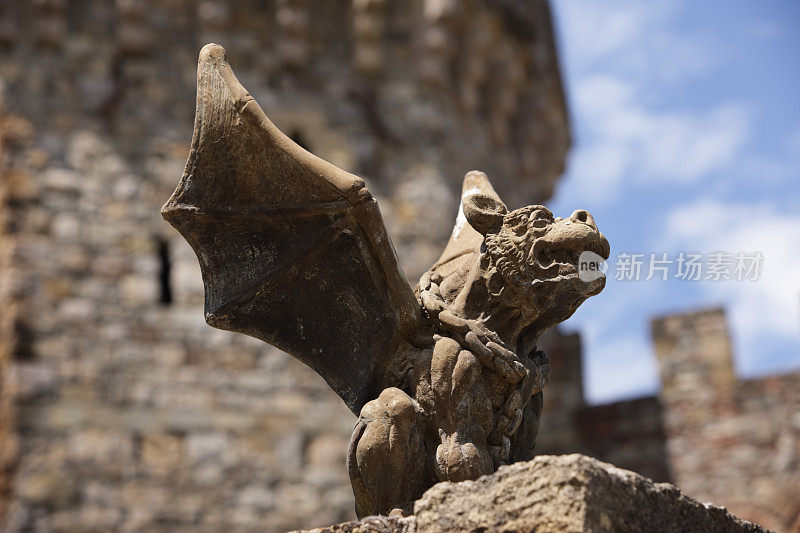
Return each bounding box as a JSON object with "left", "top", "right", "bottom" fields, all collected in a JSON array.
[{"left": 347, "top": 387, "right": 428, "bottom": 517}]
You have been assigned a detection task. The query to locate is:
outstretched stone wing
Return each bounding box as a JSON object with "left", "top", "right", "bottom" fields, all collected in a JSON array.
[{"left": 162, "top": 44, "right": 419, "bottom": 414}]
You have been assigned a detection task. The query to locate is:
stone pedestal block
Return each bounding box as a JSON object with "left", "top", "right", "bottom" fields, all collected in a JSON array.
[{"left": 298, "top": 454, "right": 767, "bottom": 533}]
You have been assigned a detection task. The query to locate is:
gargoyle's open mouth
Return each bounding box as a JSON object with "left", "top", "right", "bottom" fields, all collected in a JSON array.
[
  {"left": 535, "top": 247, "right": 581, "bottom": 276},
  {"left": 532, "top": 235, "right": 610, "bottom": 280}
]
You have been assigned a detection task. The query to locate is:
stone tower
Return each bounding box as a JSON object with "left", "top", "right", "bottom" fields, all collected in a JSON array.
[
  {"left": 0, "top": 1, "right": 569, "bottom": 531},
  {"left": 652, "top": 308, "right": 800, "bottom": 531},
  {"left": 653, "top": 308, "right": 737, "bottom": 403},
  {"left": 651, "top": 308, "right": 738, "bottom": 491}
]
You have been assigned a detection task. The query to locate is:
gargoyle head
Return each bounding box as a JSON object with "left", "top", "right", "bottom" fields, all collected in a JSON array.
[{"left": 431, "top": 171, "right": 610, "bottom": 351}]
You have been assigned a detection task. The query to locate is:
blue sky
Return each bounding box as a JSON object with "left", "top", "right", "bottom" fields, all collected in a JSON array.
[{"left": 548, "top": 1, "right": 800, "bottom": 403}]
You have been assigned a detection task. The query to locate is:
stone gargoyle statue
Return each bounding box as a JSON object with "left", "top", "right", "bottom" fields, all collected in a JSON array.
[{"left": 162, "top": 44, "right": 610, "bottom": 517}]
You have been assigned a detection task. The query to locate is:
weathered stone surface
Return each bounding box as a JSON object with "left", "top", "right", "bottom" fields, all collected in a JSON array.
[
  {"left": 414, "top": 454, "right": 767, "bottom": 533},
  {"left": 298, "top": 454, "right": 768, "bottom": 533}
]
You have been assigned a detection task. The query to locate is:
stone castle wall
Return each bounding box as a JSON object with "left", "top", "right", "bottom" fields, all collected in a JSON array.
[{"left": 0, "top": 1, "right": 569, "bottom": 531}]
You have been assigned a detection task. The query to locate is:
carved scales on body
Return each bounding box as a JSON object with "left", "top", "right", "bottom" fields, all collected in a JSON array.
[{"left": 163, "top": 45, "right": 610, "bottom": 518}]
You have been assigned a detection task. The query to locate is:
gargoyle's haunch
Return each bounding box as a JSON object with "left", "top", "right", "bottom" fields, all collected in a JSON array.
[{"left": 162, "top": 45, "right": 609, "bottom": 517}]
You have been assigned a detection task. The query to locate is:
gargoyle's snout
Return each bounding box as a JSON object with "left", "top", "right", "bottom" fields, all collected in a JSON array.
[
  {"left": 569, "top": 209, "right": 608, "bottom": 258},
  {"left": 570, "top": 209, "right": 596, "bottom": 230},
  {"left": 554, "top": 209, "right": 610, "bottom": 260}
]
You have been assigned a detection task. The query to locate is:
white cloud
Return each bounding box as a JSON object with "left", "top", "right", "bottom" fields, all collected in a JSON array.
[
  {"left": 660, "top": 200, "right": 800, "bottom": 374},
  {"left": 555, "top": 1, "right": 742, "bottom": 206},
  {"left": 557, "top": 1, "right": 675, "bottom": 73},
  {"left": 557, "top": 0, "right": 716, "bottom": 84},
  {"left": 573, "top": 75, "right": 636, "bottom": 116},
  {"left": 639, "top": 103, "right": 750, "bottom": 182},
  {"left": 565, "top": 73, "right": 751, "bottom": 202}
]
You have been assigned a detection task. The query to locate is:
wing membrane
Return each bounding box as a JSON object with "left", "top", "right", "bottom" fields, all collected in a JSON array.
[{"left": 162, "top": 44, "right": 419, "bottom": 413}]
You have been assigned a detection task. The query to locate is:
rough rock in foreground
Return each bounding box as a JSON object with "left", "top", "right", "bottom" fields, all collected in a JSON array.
[{"left": 296, "top": 454, "right": 768, "bottom": 533}]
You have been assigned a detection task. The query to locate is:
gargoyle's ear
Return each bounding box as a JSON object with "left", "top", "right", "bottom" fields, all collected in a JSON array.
[{"left": 461, "top": 171, "right": 507, "bottom": 235}]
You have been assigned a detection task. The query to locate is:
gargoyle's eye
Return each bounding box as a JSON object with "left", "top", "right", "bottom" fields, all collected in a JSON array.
[{"left": 529, "top": 209, "right": 553, "bottom": 228}]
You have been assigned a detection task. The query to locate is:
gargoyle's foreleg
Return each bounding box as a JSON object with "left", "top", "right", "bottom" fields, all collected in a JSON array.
[
  {"left": 347, "top": 387, "right": 429, "bottom": 517},
  {"left": 430, "top": 338, "right": 494, "bottom": 482}
]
